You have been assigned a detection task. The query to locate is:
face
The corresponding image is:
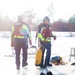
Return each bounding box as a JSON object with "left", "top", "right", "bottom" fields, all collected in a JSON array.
[{"left": 43, "top": 20, "right": 49, "bottom": 25}]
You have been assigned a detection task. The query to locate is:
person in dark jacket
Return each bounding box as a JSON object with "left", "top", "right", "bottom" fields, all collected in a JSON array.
[
  {"left": 11, "top": 15, "right": 32, "bottom": 70},
  {"left": 37, "top": 16, "right": 56, "bottom": 68}
]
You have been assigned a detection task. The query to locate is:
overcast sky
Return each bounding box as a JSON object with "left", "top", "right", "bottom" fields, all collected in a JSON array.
[{"left": 0, "top": 0, "right": 75, "bottom": 22}]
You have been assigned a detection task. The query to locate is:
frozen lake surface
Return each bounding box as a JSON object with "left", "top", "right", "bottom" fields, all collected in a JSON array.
[{"left": 0, "top": 31, "right": 75, "bottom": 75}]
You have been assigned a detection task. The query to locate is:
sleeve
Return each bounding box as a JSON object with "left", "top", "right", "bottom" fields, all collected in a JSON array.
[
  {"left": 49, "top": 25, "right": 55, "bottom": 37},
  {"left": 50, "top": 26, "right": 56, "bottom": 40},
  {"left": 26, "top": 25, "right": 31, "bottom": 38},
  {"left": 11, "top": 26, "right": 14, "bottom": 41},
  {"left": 37, "top": 24, "right": 45, "bottom": 41},
  {"left": 50, "top": 29, "right": 55, "bottom": 37},
  {"left": 22, "top": 24, "right": 31, "bottom": 38}
]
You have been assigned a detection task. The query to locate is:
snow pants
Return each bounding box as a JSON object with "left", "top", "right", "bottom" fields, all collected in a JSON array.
[
  {"left": 14, "top": 38, "right": 28, "bottom": 68},
  {"left": 40, "top": 41, "right": 51, "bottom": 65}
]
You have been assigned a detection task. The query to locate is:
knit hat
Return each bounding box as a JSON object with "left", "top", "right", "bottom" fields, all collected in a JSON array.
[
  {"left": 43, "top": 16, "right": 50, "bottom": 21},
  {"left": 17, "top": 15, "right": 22, "bottom": 21}
]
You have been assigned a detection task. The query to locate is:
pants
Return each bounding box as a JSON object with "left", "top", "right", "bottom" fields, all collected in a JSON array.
[
  {"left": 40, "top": 41, "right": 51, "bottom": 65},
  {"left": 14, "top": 38, "right": 28, "bottom": 68}
]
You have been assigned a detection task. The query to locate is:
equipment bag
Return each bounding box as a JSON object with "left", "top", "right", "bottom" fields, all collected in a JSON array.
[
  {"left": 50, "top": 56, "right": 62, "bottom": 65},
  {"left": 35, "top": 46, "right": 43, "bottom": 66}
]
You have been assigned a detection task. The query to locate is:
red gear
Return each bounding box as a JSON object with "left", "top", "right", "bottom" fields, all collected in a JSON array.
[
  {"left": 42, "top": 27, "right": 52, "bottom": 38},
  {"left": 13, "top": 23, "right": 23, "bottom": 36}
]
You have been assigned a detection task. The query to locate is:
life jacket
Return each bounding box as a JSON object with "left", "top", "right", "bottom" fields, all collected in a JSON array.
[
  {"left": 41, "top": 26, "right": 52, "bottom": 39},
  {"left": 13, "top": 22, "right": 24, "bottom": 36}
]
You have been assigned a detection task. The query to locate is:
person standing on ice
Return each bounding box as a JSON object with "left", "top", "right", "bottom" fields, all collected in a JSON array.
[
  {"left": 11, "top": 15, "right": 32, "bottom": 70},
  {"left": 37, "top": 16, "right": 56, "bottom": 68}
]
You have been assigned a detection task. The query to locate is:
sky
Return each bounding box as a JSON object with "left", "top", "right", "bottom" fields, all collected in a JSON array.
[
  {"left": 0, "top": 0, "right": 75, "bottom": 22},
  {"left": 53, "top": 0, "right": 75, "bottom": 21}
]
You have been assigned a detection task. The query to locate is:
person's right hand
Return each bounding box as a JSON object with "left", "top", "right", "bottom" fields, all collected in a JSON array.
[{"left": 11, "top": 41, "right": 14, "bottom": 47}]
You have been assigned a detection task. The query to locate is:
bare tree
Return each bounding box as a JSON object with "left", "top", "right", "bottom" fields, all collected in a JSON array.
[
  {"left": 22, "top": 9, "right": 36, "bottom": 30},
  {"left": 47, "top": 1, "right": 54, "bottom": 22}
]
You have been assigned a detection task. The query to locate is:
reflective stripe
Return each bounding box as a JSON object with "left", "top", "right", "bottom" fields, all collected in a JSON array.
[
  {"left": 38, "top": 33, "right": 45, "bottom": 41},
  {"left": 46, "top": 37, "right": 51, "bottom": 42},
  {"left": 38, "top": 33, "right": 51, "bottom": 42},
  {"left": 14, "top": 36, "right": 25, "bottom": 38},
  {"left": 46, "top": 39, "right": 51, "bottom": 42}
]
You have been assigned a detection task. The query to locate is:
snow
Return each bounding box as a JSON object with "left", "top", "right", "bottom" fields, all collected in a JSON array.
[{"left": 0, "top": 31, "right": 75, "bottom": 75}]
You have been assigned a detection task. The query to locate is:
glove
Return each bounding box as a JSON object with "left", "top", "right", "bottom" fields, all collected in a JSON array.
[
  {"left": 29, "top": 39, "right": 32, "bottom": 45},
  {"left": 53, "top": 36, "right": 56, "bottom": 40},
  {"left": 11, "top": 41, "right": 14, "bottom": 47}
]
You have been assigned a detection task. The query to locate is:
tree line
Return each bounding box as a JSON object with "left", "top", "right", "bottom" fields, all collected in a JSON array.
[
  {"left": 0, "top": 10, "right": 75, "bottom": 32},
  {"left": 51, "top": 19, "right": 75, "bottom": 31}
]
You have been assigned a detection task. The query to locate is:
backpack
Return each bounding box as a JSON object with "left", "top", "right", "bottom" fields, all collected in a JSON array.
[{"left": 50, "top": 56, "right": 62, "bottom": 65}]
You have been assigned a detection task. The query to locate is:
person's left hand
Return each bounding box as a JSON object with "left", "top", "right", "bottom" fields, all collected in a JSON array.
[
  {"left": 53, "top": 36, "right": 56, "bottom": 40},
  {"left": 29, "top": 39, "right": 32, "bottom": 45}
]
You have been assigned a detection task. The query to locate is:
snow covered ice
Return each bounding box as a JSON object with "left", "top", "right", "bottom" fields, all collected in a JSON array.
[{"left": 0, "top": 31, "right": 75, "bottom": 75}]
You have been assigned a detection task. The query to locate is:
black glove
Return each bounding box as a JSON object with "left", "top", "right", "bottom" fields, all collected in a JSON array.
[{"left": 53, "top": 36, "right": 56, "bottom": 40}]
